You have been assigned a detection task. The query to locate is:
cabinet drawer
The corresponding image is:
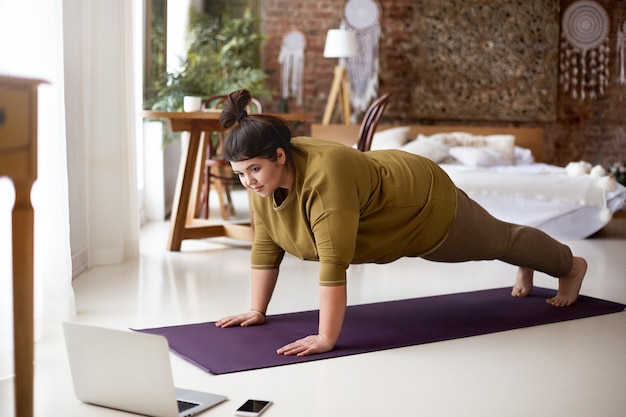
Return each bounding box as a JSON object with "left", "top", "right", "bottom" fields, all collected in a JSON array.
[{"left": 0, "top": 87, "right": 30, "bottom": 150}]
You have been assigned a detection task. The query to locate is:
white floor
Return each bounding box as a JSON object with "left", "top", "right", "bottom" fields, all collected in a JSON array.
[{"left": 2, "top": 193, "right": 626, "bottom": 417}]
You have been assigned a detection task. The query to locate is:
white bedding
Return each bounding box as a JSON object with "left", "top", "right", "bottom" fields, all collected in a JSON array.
[
  {"left": 370, "top": 127, "right": 626, "bottom": 239},
  {"left": 440, "top": 163, "right": 626, "bottom": 240}
]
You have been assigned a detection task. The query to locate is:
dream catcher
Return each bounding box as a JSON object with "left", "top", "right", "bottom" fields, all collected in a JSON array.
[
  {"left": 342, "top": 0, "right": 381, "bottom": 119},
  {"left": 278, "top": 30, "right": 307, "bottom": 108},
  {"left": 618, "top": 20, "right": 626, "bottom": 85},
  {"left": 559, "top": 0, "right": 610, "bottom": 100}
]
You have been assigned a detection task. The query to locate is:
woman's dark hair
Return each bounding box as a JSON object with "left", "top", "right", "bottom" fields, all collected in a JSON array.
[{"left": 220, "top": 89, "right": 294, "bottom": 164}]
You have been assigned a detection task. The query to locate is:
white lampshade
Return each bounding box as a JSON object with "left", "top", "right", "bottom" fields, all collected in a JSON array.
[{"left": 323, "top": 29, "right": 358, "bottom": 58}]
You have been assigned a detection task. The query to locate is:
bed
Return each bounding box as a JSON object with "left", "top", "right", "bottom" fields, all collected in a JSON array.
[{"left": 310, "top": 124, "right": 626, "bottom": 240}]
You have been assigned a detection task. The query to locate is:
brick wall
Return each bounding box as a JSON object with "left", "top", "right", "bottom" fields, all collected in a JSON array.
[
  {"left": 260, "top": 1, "right": 337, "bottom": 118},
  {"left": 260, "top": 0, "right": 625, "bottom": 167}
]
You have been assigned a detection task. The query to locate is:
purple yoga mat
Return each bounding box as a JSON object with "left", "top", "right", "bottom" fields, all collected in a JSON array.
[{"left": 135, "top": 287, "right": 624, "bottom": 375}]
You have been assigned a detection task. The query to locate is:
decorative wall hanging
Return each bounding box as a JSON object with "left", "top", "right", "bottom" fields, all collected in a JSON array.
[
  {"left": 278, "top": 30, "right": 307, "bottom": 107},
  {"left": 413, "top": 0, "right": 559, "bottom": 122},
  {"left": 618, "top": 20, "right": 626, "bottom": 85},
  {"left": 559, "top": 0, "right": 610, "bottom": 100},
  {"left": 342, "top": 0, "right": 381, "bottom": 120}
]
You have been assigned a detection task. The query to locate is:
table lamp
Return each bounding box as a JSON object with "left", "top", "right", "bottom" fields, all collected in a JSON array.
[{"left": 322, "top": 28, "right": 358, "bottom": 125}]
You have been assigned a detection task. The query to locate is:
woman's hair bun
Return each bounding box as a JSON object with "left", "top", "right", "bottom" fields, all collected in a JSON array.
[{"left": 220, "top": 89, "right": 252, "bottom": 128}]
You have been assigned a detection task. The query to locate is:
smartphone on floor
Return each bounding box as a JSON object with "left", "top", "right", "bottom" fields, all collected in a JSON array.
[{"left": 234, "top": 399, "right": 272, "bottom": 416}]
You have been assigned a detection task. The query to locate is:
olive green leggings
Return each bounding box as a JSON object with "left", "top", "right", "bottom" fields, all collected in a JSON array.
[{"left": 423, "top": 190, "right": 573, "bottom": 277}]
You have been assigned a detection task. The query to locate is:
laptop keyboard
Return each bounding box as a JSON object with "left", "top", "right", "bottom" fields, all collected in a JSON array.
[{"left": 177, "top": 400, "right": 198, "bottom": 413}]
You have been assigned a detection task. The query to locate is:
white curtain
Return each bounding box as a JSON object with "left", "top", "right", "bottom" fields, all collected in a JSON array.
[
  {"left": 0, "top": 0, "right": 140, "bottom": 380},
  {"left": 0, "top": 0, "right": 73, "bottom": 379}
]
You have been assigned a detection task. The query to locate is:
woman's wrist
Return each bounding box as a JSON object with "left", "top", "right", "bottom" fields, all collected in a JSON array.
[
  {"left": 317, "top": 333, "right": 335, "bottom": 347},
  {"left": 250, "top": 308, "right": 266, "bottom": 317}
]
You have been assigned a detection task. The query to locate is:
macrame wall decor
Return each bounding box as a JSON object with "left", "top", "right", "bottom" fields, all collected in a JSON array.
[
  {"left": 560, "top": 0, "right": 610, "bottom": 100},
  {"left": 413, "top": 0, "right": 559, "bottom": 122},
  {"left": 618, "top": 20, "right": 626, "bottom": 85},
  {"left": 342, "top": 0, "right": 381, "bottom": 120},
  {"left": 278, "top": 30, "right": 307, "bottom": 108}
]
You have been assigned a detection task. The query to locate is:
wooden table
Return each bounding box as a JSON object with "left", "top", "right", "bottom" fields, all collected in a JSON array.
[
  {"left": 1, "top": 75, "right": 47, "bottom": 417},
  {"left": 141, "top": 110, "right": 314, "bottom": 251}
]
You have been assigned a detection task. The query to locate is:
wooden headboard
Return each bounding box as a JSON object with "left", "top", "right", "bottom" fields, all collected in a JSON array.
[{"left": 310, "top": 124, "right": 545, "bottom": 162}]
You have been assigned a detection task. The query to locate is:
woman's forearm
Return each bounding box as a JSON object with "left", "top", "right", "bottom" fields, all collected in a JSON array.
[
  {"left": 318, "top": 284, "right": 347, "bottom": 345},
  {"left": 275, "top": 282, "right": 347, "bottom": 356},
  {"left": 250, "top": 268, "right": 279, "bottom": 313}
]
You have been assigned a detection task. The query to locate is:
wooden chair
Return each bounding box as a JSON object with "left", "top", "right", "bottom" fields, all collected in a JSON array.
[
  {"left": 197, "top": 95, "right": 262, "bottom": 220},
  {"left": 356, "top": 93, "right": 390, "bottom": 152}
]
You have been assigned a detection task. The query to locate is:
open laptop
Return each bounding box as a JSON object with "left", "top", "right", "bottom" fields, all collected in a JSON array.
[{"left": 63, "top": 321, "right": 227, "bottom": 417}]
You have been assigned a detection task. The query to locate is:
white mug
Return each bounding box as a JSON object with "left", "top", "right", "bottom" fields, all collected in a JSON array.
[{"left": 183, "top": 96, "right": 202, "bottom": 112}]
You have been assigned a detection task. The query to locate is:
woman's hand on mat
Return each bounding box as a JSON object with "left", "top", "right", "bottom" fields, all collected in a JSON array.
[
  {"left": 276, "top": 334, "right": 335, "bottom": 357},
  {"left": 215, "top": 310, "right": 265, "bottom": 328}
]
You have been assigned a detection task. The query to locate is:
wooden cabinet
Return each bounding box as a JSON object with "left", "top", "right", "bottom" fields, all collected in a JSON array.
[{"left": 0, "top": 75, "right": 46, "bottom": 417}]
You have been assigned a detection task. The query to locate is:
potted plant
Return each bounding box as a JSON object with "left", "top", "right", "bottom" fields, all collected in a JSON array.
[
  {"left": 146, "top": 7, "right": 269, "bottom": 113},
  {"left": 142, "top": 6, "right": 268, "bottom": 220}
]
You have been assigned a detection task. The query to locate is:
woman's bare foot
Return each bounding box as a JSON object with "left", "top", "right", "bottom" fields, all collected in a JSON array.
[
  {"left": 512, "top": 267, "right": 534, "bottom": 297},
  {"left": 546, "top": 256, "right": 587, "bottom": 307}
]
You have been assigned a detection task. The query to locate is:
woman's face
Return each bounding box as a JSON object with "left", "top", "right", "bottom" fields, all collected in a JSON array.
[{"left": 230, "top": 148, "right": 291, "bottom": 198}]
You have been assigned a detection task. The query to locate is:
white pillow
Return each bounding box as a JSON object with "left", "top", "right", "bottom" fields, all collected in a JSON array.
[
  {"left": 449, "top": 146, "right": 511, "bottom": 167},
  {"left": 482, "top": 134, "right": 515, "bottom": 164},
  {"left": 422, "top": 132, "right": 516, "bottom": 165},
  {"left": 401, "top": 137, "right": 450, "bottom": 163},
  {"left": 421, "top": 131, "right": 476, "bottom": 146},
  {"left": 369, "top": 126, "right": 411, "bottom": 150},
  {"left": 514, "top": 146, "right": 535, "bottom": 165}
]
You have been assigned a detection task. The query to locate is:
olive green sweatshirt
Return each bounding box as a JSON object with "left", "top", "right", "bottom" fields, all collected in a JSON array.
[{"left": 250, "top": 137, "right": 457, "bottom": 286}]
